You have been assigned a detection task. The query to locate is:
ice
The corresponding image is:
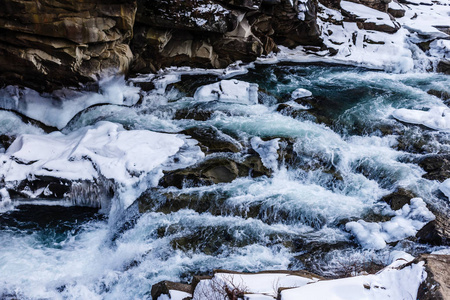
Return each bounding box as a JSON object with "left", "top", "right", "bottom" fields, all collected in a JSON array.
[
  {"left": 346, "top": 198, "right": 435, "bottom": 249},
  {"left": 291, "top": 88, "right": 312, "bottom": 99},
  {"left": 0, "top": 121, "right": 203, "bottom": 208},
  {"left": 0, "top": 76, "right": 140, "bottom": 129},
  {"left": 251, "top": 137, "right": 280, "bottom": 171},
  {"left": 193, "top": 272, "right": 319, "bottom": 299},
  {"left": 440, "top": 179, "right": 450, "bottom": 199},
  {"left": 280, "top": 258, "right": 425, "bottom": 300},
  {"left": 194, "top": 80, "right": 259, "bottom": 105},
  {"left": 392, "top": 106, "right": 450, "bottom": 131}
]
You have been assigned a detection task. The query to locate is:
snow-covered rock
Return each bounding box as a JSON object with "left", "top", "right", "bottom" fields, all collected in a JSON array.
[
  {"left": 392, "top": 107, "right": 450, "bottom": 131},
  {"left": 280, "top": 256, "right": 426, "bottom": 300},
  {"left": 193, "top": 271, "right": 320, "bottom": 299},
  {"left": 346, "top": 198, "right": 435, "bottom": 249},
  {"left": 291, "top": 88, "right": 312, "bottom": 99},
  {"left": 440, "top": 179, "right": 450, "bottom": 199},
  {"left": 251, "top": 137, "right": 280, "bottom": 171},
  {"left": 0, "top": 76, "right": 140, "bottom": 129},
  {"left": 194, "top": 80, "right": 259, "bottom": 105},
  {"left": 0, "top": 121, "right": 203, "bottom": 209},
  {"left": 340, "top": 1, "right": 400, "bottom": 33}
]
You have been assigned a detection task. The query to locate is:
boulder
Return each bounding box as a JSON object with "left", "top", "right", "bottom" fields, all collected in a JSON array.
[
  {"left": 380, "top": 187, "right": 415, "bottom": 210},
  {"left": 0, "top": 0, "right": 136, "bottom": 92},
  {"left": 416, "top": 211, "right": 450, "bottom": 246},
  {"left": 151, "top": 280, "right": 192, "bottom": 300},
  {"left": 415, "top": 254, "right": 450, "bottom": 300},
  {"left": 418, "top": 155, "right": 450, "bottom": 182},
  {"left": 159, "top": 155, "right": 270, "bottom": 189},
  {"left": 181, "top": 126, "right": 242, "bottom": 154},
  {"left": 437, "top": 60, "right": 450, "bottom": 75}
]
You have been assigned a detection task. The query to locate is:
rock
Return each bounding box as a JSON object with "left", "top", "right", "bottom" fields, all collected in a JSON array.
[
  {"left": 380, "top": 187, "right": 415, "bottom": 210},
  {"left": 416, "top": 211, "right": 450, "bottom": 246},
  {"left": 415, "top": 254, "right": 450, "bottom": 300},
  {"left": 181, "top": 126, "right": 242, "bottom": 154},
  {"left": 428, "top": 89, "right": 450, "bottom": 102},
  {"left": 151, "top": 280, "right": 192, "bottom": 300},
  {"left": 437, "top": 60, "right": 450, "bottom": 75},
  {"left": 0, "top": 0, "right": 136, "bottom": 92},
  {"left": 158, "top": 155, "right": 270, "bottom": 188},
  {"left": 388, "top": 2, "right": 406, "bottom": 17},
  {"left": 418, "top": 155, "right": 450, "bottom": 182}
]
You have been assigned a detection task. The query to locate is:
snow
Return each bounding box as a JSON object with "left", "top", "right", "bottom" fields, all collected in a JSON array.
[
  {"left": 440, "top": 179, "right": 450, "bottom": 199},
  {"left": 157, "top": 290, "right": 192, "bottom": 300},
  {"left": 194, "top": 80, "right": 259, "bottom": 105},
  {"left": 340, "top": 1, "right": 396, "bottom": 27},
  {"left": 0, "top": 76, "right": 140, "bottom": 129},
  {"left": 0, "top": 121, "right": 203, "bottom": 208},
  {"left": 346, "top": 198, "right": 435, "bottom": 249},
  {"left": 398, "top": 0, "right": 450, "bottom": 38},
  {"left": 392, "top": 106, "right": 450, "bottom": 131},
  {"left": 193, "top": 272, "right": 319, "bottom": 299},
  {"left": 291, "top": 88, "right": 312, "bottom": 99},
  {"left": 280, "top": 258, "right": 426, "bottom": 300},
  {"left": 251, "top": 137, "right": 280, "bottom": 171}
]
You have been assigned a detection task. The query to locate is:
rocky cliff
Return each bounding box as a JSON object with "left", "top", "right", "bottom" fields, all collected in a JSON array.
[
  {"left": 0, "top": 0, "right": 322, "bottom": 91},
  {"left": 0, "top": 0, "right": 136, "bottom": 92},
  {"left": 0, "top": 0, "right": 448, "bottom": 91}
]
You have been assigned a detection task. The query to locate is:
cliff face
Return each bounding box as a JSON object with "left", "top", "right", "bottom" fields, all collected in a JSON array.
[
  {"left": 0, "top": 0, "right": 136, "bottom": 92},
  {"left": 0, "top": 0, "right": 321, "bottom": 90},
  {"left": 131, "top": 0, "right": 321, "bottom": 72}
]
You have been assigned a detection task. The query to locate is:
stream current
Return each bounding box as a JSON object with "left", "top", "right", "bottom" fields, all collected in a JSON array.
[{"left": 0, "top": 63, "right": 449, "bottom": 299}]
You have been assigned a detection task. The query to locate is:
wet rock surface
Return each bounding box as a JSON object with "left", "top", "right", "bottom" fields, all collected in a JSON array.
[
  {"left": 158, "top": 155, "right": 270, "bottom": 189},
  {"left": 415, "top": 254, "right": 450, "bottom": 300},
  {"left": 0, "top": 0, "right": 136, "bottom": 92}
]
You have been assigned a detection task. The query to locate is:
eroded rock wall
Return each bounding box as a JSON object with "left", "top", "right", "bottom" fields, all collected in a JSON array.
[{"left": 0, "top": 0, "right": 136, "bottom": 92}]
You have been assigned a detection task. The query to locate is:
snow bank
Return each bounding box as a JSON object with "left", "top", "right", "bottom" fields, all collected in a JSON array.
[
  {"left": 280, "top": 257, "right": 426, "bottom": 300},
  {"left": 346, "top": 198, "right": 435, "bottom": 249},
  {"left": 157, "top": 290, "right": 192, "bottom": 300},
  {"left": 251, "top": 137, "right": 280, "bottom": 171},
  {"left": 392, "top": 107, "right": 450, "bottom": 131},
  {"left": 194, "top": 80, "right": 259, "bottom": 105},
  {"left": 193, "top": 272, "right": 319, "bottom": 299},
  {"left": 291, "top": 88, "right": 312, "bottom": 99},
  {"left": 340, "top": 1, "right": 396, "bottom": 28},
  {"left": 0, "top": 76, "right": 140, "bottom": 129},
  {"left": 440, "top": 179, "right": 450, "bottom": 199},
  {"left": 0, "top": 121, "right": 203, "bottom": 208}
]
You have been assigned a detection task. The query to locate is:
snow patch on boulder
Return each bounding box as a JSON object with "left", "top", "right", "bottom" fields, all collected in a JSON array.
[
  {"left": 0, "top": 121, "right": 203, "bottom": 209},
  {"left": 392, "top": 106, "right": 450, "bottom": 131},
  {"left": 291, "top": 88, "right": 312, "bottom": 99},
  {"left": 194, "top": 80, "right": 259, "bottom": 105},
  {"left": 346, "top": 198, "right": 435, "bottom": 249}
]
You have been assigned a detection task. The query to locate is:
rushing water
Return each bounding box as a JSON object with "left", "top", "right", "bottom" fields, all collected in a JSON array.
[{"left": 0, "top": 64, "right": 449, "bottom": 299}]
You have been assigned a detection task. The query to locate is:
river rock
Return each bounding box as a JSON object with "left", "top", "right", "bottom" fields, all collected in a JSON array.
[
  {"left": 159, "top": 155, "right": 270, "bottom": 189},
  {"left": 416, "top": 212, "right": 450, "bottom": 246},
  {"left": 151, "top": 280, "right": 192, "bottom": 300},
  {"left": 380, "top": 187, "right": 415, "bottom": 210},
  {"left": 0, "top": 0, "right": 136, "bottom": 92},
  {"left": 181, "top": 126, "right": 242, "bottom": 154},
  {"left": 437, "top": 60, "right": 450, "bottom": 75},
  {"left": 415, "top": 254, "right": 450, "bottom": 300},
  {"left": 418, "top": 155, "right": 450, "bottom": 182}
]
